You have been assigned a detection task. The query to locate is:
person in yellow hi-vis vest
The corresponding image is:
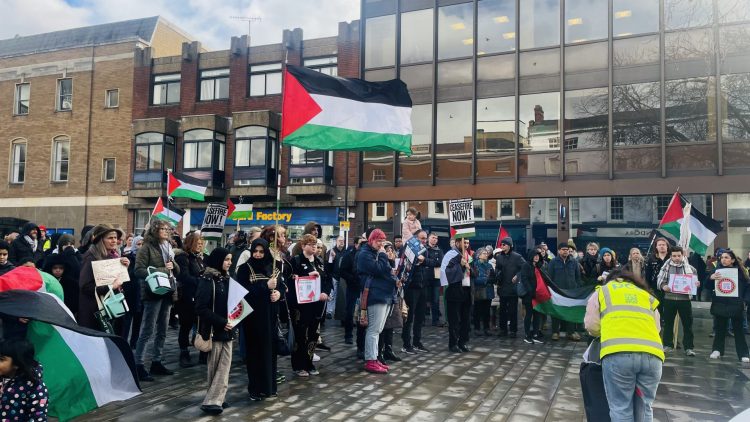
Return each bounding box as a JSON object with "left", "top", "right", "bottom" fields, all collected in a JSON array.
[{"left": 585, "top": 270, "right": 664, "bottom": 422}]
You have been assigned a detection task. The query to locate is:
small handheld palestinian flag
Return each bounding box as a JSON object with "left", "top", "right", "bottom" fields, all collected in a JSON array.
[
  {"left": 658, "top": 192, "right": 722, "bottom": 256},
  {"left": 168, "top": 171, "right": 207, "bottom": 201},
  {"left": 152, "top": 197, "right": 185, "bottom": 225},
  {"left": 281, "top": 65, "right": 413, "bottom": 155}
]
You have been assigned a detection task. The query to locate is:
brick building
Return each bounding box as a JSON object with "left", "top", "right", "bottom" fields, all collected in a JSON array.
[
  {"left": 0, "top": 17, "right": 195, "bottom": 236},
  {"left": 129, "top": 21, "right": 361, "bottom": 241}
]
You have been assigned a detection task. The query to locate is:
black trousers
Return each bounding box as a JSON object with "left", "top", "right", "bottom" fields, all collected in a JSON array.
[
  {"left": 447, "top": 299, "right": 471, "bottom": 348},
  {"left": 175, "top": 299, "right": 196, "bottom": 350},
  {"left": 379, "top": 328, "right": 394, "bottom": 356},
  {"left": 473, "top": 300, "right": 491, "bottom": 330},
  {"left": 499, "top": 296, "right": 519, "bottom": 334},
  {"left": 291, "top": 319, "right": 321, "bottom": 371},
  {"left": 523, "top": 302, "right": 542, "bottom": 337},
  {"left": 713, "top": 314, "right": 749, "bottom": 358},
  {"left": 345, "top": 286, "right": 360, "bottom": 340},
  {"left": 402, "top": 286, "right": 428, "bottom": 347},
  {"left": 662, "top": 299, "right": 694, "bottom": 349}
]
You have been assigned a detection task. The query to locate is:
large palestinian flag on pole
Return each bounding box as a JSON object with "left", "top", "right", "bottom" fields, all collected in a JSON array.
[
  {"left": 658, "top": 192, "right": 722, "bottom": 256},
  {"left": 168, "top": 172, "right": 207, "bottom": 201},
  {"left": 281, "top": 65, "right": 413, "bottom": 155},
  {"left": 0, "top": 267, "right": 140, "bottom": 421},
  {"left": 532, "top": 274, "right": 596, "bottom": 324}
]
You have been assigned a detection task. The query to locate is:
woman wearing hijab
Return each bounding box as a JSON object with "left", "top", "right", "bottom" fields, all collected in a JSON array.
[
  {"left": 260, "top": 225, "right": 291, "bottom": 385},
  {"left": 237, "top": 239, "right": 282, "bottom": 401},
  {"left": 78, "top": 224, "right": 129, "bottom": 331},
  {"left": 195, "top": 247, "right": 236, "bottom": 415}
]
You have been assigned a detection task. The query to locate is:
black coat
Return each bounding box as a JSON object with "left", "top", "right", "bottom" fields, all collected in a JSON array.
[
  {"left": 9, "top": 223, "right": 44, "bottom": 267},
  {"left": 494, "top": 249, "right": 526, "bottom": 297},
  {"left": 174, "top": 250, "right": 204, "bottom": 303},
  {"left": 706, "top": 264, "right": 750, "bottom": 318},
  {"left": 195, "top": 268, "right": 235, "bottom": 342},
  {"left": 645, "top": 254, "right": 668, "bottom": 291},
  {"left": 339, "top": 246, "right": 360, "bottom": 293},
  {"left": 409, "top": 245, "right": 443, "bottom": 289},
  {"left": 289, "top": 253, "right": 331, "bottom": 322},
  {"left": 42, "top": 248, "right": 81, "bottom": 314}
]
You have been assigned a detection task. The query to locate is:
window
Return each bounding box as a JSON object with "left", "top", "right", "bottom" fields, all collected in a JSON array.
[
  {"left": 199, "top": 69, "right": 229, "bottom": 101},
  {"left": 613, "top": 82, "right": 661, "bottom": 146},
  {"left": 365, "top": 15, "right": 396, "bottom": 68},
  {"left": 249, "top": 63, "right": 282, "bottom": 96},
  {"left": 372, "top": 168, "right": 385, "bottom": 181},
  {"left": 547, "top": 199, "right": 558, "bottom": 222},
  {"left": 721, "top": 73, "right": 750, "bottom": 141},
  {"left": 613, "top": 0, "right": 659, "bottom": 36},
  {"left": 565, "top": 0, "right": 608, "bottom": 43},
  {"left": 401, "top": 9, "right": 433, "bottom": 64},
  {"left": 609, "top": 197, "right": 624, "bottom": 222},
  {"left": 570, "top": 198, "right": 580, "bottom": 223},
  {"left": 235, "top": 126, "right": 269, "bottom": 167},
  {"left": 184, "top": 129, "right": 225, "bottom": 170},
  {"left": 52, "top": 136, "right": 70, "bottom": 182},
  {"left": 705, "top": 195, "right": 713, "bottom": 219},
  {"left": 655, "top": 195, "right": 671, "bottom": 220},
  {"left": 57, "top": 78, "right": 72, "bottom": 111},
  {"left": 500, "top": 199, "right": 514, "bottom": 218},
  {"left": 478, "top": 0, "right": 516, "bottom": 55},
  {"left": 134, "top": 132, "right": 175, "bottom": 172},
  {"left": 290, "top": 146, "right": 325, "bottom": 165},
  {"left": 519, "top": 92, "right": 561, "bottom": 151},
  {"left": 14, "top": 83, "right": 29, "bottom": 115},
  {"left": 438, "top": 3, "right": 474, "bottom": 60},
  {"left": 430, "top": 201, "right": 447, "bottom": 218},
  {"left": 105, "top": 89, "right": 119, "bottom": 108},
  {"left": 372, "top": 202, "right": 387, "bottom": 221},
  {"left": 10, "top": 140, "right": 26, "bottom": 184},
  {"left": 152, "top": 73, "right": 181, "bottom": 105},
  {"left": 665, "top": 77, "right": 715, "bottom": 143},
  {"left": 102, "top": 158, "right": 116, "bottom": 182},
  {"left": 564, "top": 88, "right": 609, "bottom": 149},
  {"left": 477, "top": 97, "right": 516, "bottom": 155},
  {"left": 134, "top": 210, "right": 150, "bottom": 236},
  {"left": 304, "top": 57, "right": 338, "bottom": 76},
  {"left": 665, "top": 0, "right": 713, "bottom": 30},
  {"left": 520, "top": 0, "right": 560, "bottom": 49}
]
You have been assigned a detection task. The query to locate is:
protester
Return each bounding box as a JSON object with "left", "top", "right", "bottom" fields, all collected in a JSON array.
[
  {"left": 658, "top": 245, "right": 698, "bottom": 356},
  {"left": 357, "top": 229, "right": 397, "bottom": 373},
  {"left": 173, "top": 231, "right": 205, "bottom": 368},
  {"left": 402, "top": 230, "right": 432, "bottom": 354},
  {"left": 229, "top": 231, "right": 248, "bottom": 278},
  {"left": 442, "top": 237, "right": 473, "bottom": 353},
  {"left": 0, "top": 339, "right": 48, "bottom": 421},
  {"left": 134, "top": 220, "right": 180, "bottom": 381},
  {"left": 584, "top": 270, "right": 663, "bottom": 422},
  {"left": 42, "top": 239, "right": 81, "bottom": 316},
  {"left": 518, "top": 249, "right": 546, "bottom": 344},
  {"left": 596, "top": 248, "right": 621, "bottom": 282},
  {"left": 581, "top": 242, "right": 600, "bottom": 285},
  {"left": 378, "top": 241, "right": 402, "bottom": 364},
  {"left": 290, "top": 222, "right": 324, "bottom": 257},
  {"left": 548, "top": 242, "right": 582, "bottom": 341},
  {"left": 8, "top": 222, "right": 44, "bottom": 267},
  {"left": 493, "top": 237, "right": 525, "bottom": 338},
  {"left": 122, "top": 233, "right": 135, "bottom": 255},
  {"left": 425, "top": 233, "right": 445, "bottom": 327},
  {"left": 401, "top": 207, "right": 422, "bottom": 243},
  {"left": 121, "top": 235, "right": 143, "bottom": 349},
  {"left": 0, "top": 241, "right": 15, "bottom": 276},
  {"left": 471, "top": 249, "right": 495, "bottom": 337},
  {"left": 339, "top": 237, "right": 365, "bottom": 345},
  {"left": 646, "top": 237, "right": 670, "bottom": 314},
  {"left": 707, "top": 250, "right": 750, "bottom": 362},
  {"left": 78, "top": 224, "right": 129, "bottom": 331},
  {"left": 623, "top": 247, "right": 646, "bottom": 280},
  {"left": 326, "top": 236, "right": 346, "bottom": 320},
  {"left": 289, "top": 234, "right": 331, "bottom": 377},
  {"left": 195, "top": 247, "right": 236, "bottom": 415}
]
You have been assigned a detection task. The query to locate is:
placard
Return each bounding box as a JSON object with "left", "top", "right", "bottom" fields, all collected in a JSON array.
[
  {"left": 201, "top": 203, "right": 229, "bottom": 239},
  {"left": 668, "top": 273, "right": 697, "bottom": 296},
  {"left": 449, "top": 198, "right": 475, "bottom": 238},
  {"left": 91, "top": 258, "right": 130, "bottom": 286},
  {"left": 228, "top": 298, "right": 253, "bottom": 328},
  {"left": 405, "top": 237, "right": 426, "bottom": 263},
  {"left": 715, "top": 268, "right": 739, "bottom": 298},
  {"left": 295, "top": 275, "right": 321, "bottom": 304}
]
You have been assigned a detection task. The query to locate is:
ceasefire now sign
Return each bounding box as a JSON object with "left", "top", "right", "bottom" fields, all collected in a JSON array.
[{"left": 449, "top": 198, "right": 475, "bottom": 238}]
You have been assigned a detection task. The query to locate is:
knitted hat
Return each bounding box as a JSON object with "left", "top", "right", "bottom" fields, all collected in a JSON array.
[
  {"left": 500, "top": 237, "right": 513, "bottom": 247},
  {"left": 368, "top": 229, "right": 386, "bottom": 243}
]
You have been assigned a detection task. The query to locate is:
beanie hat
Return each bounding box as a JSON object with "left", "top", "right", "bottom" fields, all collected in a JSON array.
[
  {"left": 500, "top": 237, "right": 513, "bottom": 247},
  {"left": 600, "top": 247, "right": 616, "bottom": 260},
  {"left": 368, "top": 229, "right": 386, "bottom": 243}
]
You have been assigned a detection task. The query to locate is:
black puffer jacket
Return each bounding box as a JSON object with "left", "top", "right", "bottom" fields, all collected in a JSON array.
[
  {"left": 195, "top": 267, "right": 236, "bottom": 342},
  {"left": 409, "top": 244, "right": 443, "bottom": 289},
  {"left": 9, "top": 223, "right": 44, "bottom": 266},
  {"left": 706, "top": 264, "right": 750, "bottom": 318},
  {"left": 339, "top": 246, "right": 360, "bottom": 293},
  {"left": 174, "top": 249, "right": 204, "bottom": 303},
  {"left": 494, "top": 246, "right": 526, "bottom": 297}
]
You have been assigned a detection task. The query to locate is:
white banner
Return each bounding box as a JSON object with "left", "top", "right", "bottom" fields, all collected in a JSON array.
[{"left": 201, "top": 203, "right": 228, "bottom": 239}]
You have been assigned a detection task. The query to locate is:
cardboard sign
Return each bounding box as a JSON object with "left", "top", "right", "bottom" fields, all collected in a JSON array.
[
  {"left": 91, "top": 258, "right": 130, "bottom": 286},
  {"left": 449, "top": 198, "right": 475, "bottom": 238},
  {"left": 715, "top": 268, "right": 739, "bottom": 298},
  {"left": 295, "top": 275, "right": 321, "bottom": 304},
  {"left": 201, "top": 203, "right": 228, "bottom": 239},
  {"left": 668, "top": 273, "right": 697, "bottom": 296}
]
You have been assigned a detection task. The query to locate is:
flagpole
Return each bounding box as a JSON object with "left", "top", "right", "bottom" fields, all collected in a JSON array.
[
  {"left": 272, "top": 48, "right": 290, "bottom": 274},
  {"left": 166, "top": 168, "right": 172, "bottom": 227}
]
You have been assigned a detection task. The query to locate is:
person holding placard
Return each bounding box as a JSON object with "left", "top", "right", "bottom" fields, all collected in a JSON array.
[
  {"left": 442, "top": 237, "right": 474, "bottom": 353},
  {"left": 707, "top": 250, "right": 750, "bottom": 362},
  {"left": 657, "top": 246, "right": 698, "bottom": 356}
]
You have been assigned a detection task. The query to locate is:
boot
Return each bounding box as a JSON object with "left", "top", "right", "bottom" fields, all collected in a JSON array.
[
  {"left": 378, "top": 354, "right": 388, "bottom": 366},
  {"left": 179, "top": 350, "right": 195, "bottom": 368},
  {"left": 136, "top": 364, "right": 154, "bottom": 382},
  {"left": 150, "top": 361, "right": 174, "bottom": 376},
  {"left": 383, "top": 347, "right": 402, "bottom": 362}
]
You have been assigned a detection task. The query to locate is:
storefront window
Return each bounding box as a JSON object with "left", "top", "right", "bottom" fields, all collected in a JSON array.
[{"left": 728, "top": 194, "right": 750, "bottom": 253}]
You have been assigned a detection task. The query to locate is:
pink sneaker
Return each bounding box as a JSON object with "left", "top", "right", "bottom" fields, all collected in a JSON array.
[
  {"left": 364, "top": 360, "right": 388, "bottom": 374},
  {"left": 376, "top": 360, "right": 390, "bottom": 370}
]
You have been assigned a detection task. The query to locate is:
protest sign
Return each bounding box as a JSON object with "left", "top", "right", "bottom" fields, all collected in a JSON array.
[
  {"left": 92, "top": 258, "right": 131, "bottom": 286},
  {"left": 669, "top": 273, "right": 697, "bottom": 296},
  {"left": 449, "top": 198, "right": 475, "bottom": 238},
  {"left": 295, "top": 275, "right": 321, "bottom": 304},
  {"left": 404, "top": 236, "right": 426, "bottom": 263},
  {"left": 715, "top": 268, "right": 739, "bottom": 298},
  {"left": 201, "top": 203, "right": 228, "bottom": 239}
]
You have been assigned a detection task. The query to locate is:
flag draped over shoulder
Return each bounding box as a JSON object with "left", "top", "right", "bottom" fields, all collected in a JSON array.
[
  {"left": 0, "top": 267, "right": 140, "bottom": 421},
  {"left": 658, "top": 192, "right": 722, "bottom": 256},
  {"left": 281, "top": 65, "right": 413, "bottom": 155},
  {"left": 532, "top": 276, "right": 596, "bottom": 324}
]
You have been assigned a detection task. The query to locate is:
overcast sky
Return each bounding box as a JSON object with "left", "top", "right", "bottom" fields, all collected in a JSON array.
[{"left": 0, "top": 0, "right": 360, "bottom": 50}]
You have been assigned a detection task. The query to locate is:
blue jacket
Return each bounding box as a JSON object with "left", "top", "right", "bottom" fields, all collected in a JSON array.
[
  {"left": 357, "top": 244, "right": 397, "bottom": 305},
  {"left": 547, "top": 255, "right": 581, "bottom": 289}
]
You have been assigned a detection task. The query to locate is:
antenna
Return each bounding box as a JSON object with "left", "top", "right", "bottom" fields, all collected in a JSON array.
[{"left": 230, "top": 16, "right": 262, "bottom": 41}]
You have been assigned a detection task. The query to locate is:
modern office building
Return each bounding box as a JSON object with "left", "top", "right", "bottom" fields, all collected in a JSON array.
[{"left": 358, "top": 0, "right": 750, "bottom": 256}]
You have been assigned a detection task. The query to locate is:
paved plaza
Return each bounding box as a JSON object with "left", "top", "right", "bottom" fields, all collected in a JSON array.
[{"left": 78, "top": 304, "right": 750, "bottom": 421}]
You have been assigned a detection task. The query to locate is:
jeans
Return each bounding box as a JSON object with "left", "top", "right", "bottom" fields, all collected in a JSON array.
[
  {"left": 602, "top": 352, "right": 662, "bottom": 422},
  {"left": 499, "top": 296, "right": 519, "bottom": 333},
  {"left": 431, "top": 286, "right": 442, "bottom": 324},
  {"left": 713, "top": 314, "right": 749, "bottom": 358},
  {"left": 327, "top": 278, "right": 338, "bottom": 317},
  {"left": 662, "top": 300, "right": 693, "bottom": 349},
  {"left": 135, "top": 296, "right": 172, "bottom": 366},
  {"left": 473, "top": 300, "right": 491, "bottom": 331},
  {"left": 365, "top": 303, "right": 391, "bottom": 361},
  {"left": 402, "top": 287, "right": 428, "bottom": 347}
]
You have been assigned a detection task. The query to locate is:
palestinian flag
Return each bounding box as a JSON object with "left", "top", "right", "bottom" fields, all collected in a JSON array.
[
  {"left": 281, "top": 65, "right": 413, "bottom": 155},
  {"left": 0, "top": 267, "right": 140, "bottom": 421},
  {"left": 229, "top": 202, "right": 253, "bottom": 220},
  {"left": 168, "top": 172, "right": 207, "bottom": 201},
  {"left": 532, "top": 275, "right": 596, "bottom": 324},
  {"left": 152, "top": 197, "right": 185, "bottom": 225},
  {"left": 658, "top": 192, "right": 722, "bottom": 256}
]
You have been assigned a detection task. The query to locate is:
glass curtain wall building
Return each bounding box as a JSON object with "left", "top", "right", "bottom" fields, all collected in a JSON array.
[{"left": 359, "top": 0, "right": 750, "bottom": 257}]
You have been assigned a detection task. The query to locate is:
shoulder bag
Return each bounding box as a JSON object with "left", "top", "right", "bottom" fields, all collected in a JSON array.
[{"left": 193, "top": 281, "right": 215, "bottom": 353}]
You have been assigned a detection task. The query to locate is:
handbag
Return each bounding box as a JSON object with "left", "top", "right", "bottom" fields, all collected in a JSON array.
[
  {"left": 146, "top": 266, "right": 173, "bottom": 295},
  {"left": 102, "top": 285, "right": 129, "bottom": 319},
  {"left": 194, "top": 281, "right": 215, "bottom": 353},
  {"left": 384, "top": 291, "right": 405, "bottom": 330}
]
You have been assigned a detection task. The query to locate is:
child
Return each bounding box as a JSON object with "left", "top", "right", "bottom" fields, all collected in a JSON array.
[
  {"left": 0, "top": 241, "right": 15, "bottom": 276},
  {"left": 0, "top": 339, "right": 48, "bottom": 421},
  {"left": 658, "top": 245, "right": 699, "bottom": 356}
]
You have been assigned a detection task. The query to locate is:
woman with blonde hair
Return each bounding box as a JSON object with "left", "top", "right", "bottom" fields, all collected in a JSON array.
[{"left": 623, "top": 247, "right": 646, "bottom": 280}]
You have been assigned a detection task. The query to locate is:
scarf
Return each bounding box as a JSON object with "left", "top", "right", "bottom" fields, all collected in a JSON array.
[
  {"left": 159, "top": 240, "right": 173, "bottom": 267},
  {"left": 24, "top": 235, "right": 37, "bottom": 251},
  {"left": 630, "top": 260, "right": 643, "bottom": 276}
]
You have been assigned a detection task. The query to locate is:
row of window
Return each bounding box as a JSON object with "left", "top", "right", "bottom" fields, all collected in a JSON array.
[
  {"left": 8, "top": 137, "right": 115, "bottom": 184},
  {"left": 13, "top": 79, "right": 119, "bottom": 116},
  {"left": 152, "top": 57, "right": 337, "bottom": 105}
]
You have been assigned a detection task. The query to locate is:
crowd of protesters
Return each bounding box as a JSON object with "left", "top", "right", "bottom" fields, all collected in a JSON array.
[{"left": 1, "top": 215, "right": 749, "bottom": 420}]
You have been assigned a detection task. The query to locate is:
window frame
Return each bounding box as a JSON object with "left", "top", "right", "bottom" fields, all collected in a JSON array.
[
  {"left": 105, "top": 89, "right": 119, "bottom": 108},
  {"left": 608, "top": 196, "right": 625, "bottom": 222},
  {"left": 9, "top": 139, "right": 26, "bottom": 184},
  {"left": 372, "top": 202, "right": 388, "bottom": 222},
  {"left": 56, "top": 78, "right": 73, "bottom": 112},
  {"left": 234, "top": 126, "right": 273, "bottom": 168},
  {"left": 654, "top": 194, "right": 671, "bottom": 222},
  {"left": 14, "top": 83, "right": 30, "bottom": 115},
  {"left": 152, "top": 73, "right": 181, "bottom": 105},
  {"left": 498, "top": 199, "right": 516, "bottom": 220},
  {"left": 51, "top": 136, "right": 70, "bottom": 182},
  {"left": 133, "top": 132, "right": 175, "bottom": 174},
  {"left": 102, "top": 158, "right": 116, "bottom": 182},
  {"left": 199, "top": 68, "right": 230, "bottom": 101},
  {"left": 249, "top": 63, "right": 283, "bottom": 97},
  {"left": 183, "top": 129, "right": 225, "bottom": 171},
  {"left": 304, "top": 56, "right": 338, "bottom": 76},
  {"left": 473, "top": 200, "right": 485, "bottom": 221},
  {"left": 429, "top": 201, "right": 448, "bottom": 218},
  {"left": 134, "top": 210, "right": 151, "bottom": 236},
  {"left": 570, "top": 198, "right": 581, "bottom": 224},
  {"left": 372, "top": 168, "right": 386, "bottom": 182}
]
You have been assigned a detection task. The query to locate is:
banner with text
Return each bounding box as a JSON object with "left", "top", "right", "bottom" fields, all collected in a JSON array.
[
  {"left": 449, "top": 198, "right": 475, "bottom": 238},
  {"left": 201, "top": 203, "right": 229, "bottom": 239}
]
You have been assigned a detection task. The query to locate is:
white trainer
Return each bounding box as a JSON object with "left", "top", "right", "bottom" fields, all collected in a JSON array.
[{"left": 709, "top": 351, "right": 720, "bottom": 359}]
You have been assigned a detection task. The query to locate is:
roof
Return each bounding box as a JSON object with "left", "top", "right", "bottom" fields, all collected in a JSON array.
[{"left": 0, "top": 16, "right": 160, "bottom": 59}]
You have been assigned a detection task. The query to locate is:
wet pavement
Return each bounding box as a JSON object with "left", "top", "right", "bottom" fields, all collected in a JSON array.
[{"left": 77, "top": 304, "right": 750, "bottom": 421}]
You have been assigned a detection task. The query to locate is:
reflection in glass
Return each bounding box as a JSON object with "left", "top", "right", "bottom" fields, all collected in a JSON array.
[
  {"left": 399, "top": 104, "right": 433, "bottom": 182},
  {"left": 364, "top": 68, "right": 396, "bottom": 81},
  {"left": 721, "top": 73, "right": 750, "bottom": 141},
  {"left": 477, "top": 97, "right": 516, "bottom": 154},
  {"left": 565, "top": 0, "right": 607, "bottom": 43},
  {"left": 478, "top": 0, "right": 516, "bottom": 54},
  {"left": 720, "top": 24, "right": 750, "bottom": 64},
  {"left": 665, "top": 0, "right": 713, "bottom": 30},
  {"left": 565, "top": 42, "right": 608, "bottom": 72},
  {"left": 438, "top": 3, "right": 474, "bottom": 60},
  {"left": 365, "top": 15, "right": 396, "bottom": 68},
  {"left": 615, "top": 147, "right": 661, "bottom": 172},
  {"left": 363, "top": 151, "right": 394, "bottom": 184},
  {"left": 520, "top": 49, "right": 560, "bottom": 76},
  {"left": 520, "top": 0, "right": 560, "bottom": 50},
  {"left": 665, "top": 29, "right": 714, "bottom": 77},
  {"left": 613, "top": 35, "right": 660, "bottom": 67},
  {"left": 667, "top": 143, "right": 717, "bottom": 170},
  {"left": 564, "top": 88, "right": 608, "bottom": 149},
  {"left": 436, "top": 100, "right": 472, "bottom": 180},
  {"left": 478, "top": 54, "right": 515, "bottom": 81},
  {"left": 401, "top": 9, "right": 433, "bottom": 64},
  {"left": 565, "top": 150, "right": 608, "bottom": 174},
  {"left": 665, "top": 77, "right": 716, "bottom": 143},
  {"left": 438, "top": 60, "right": 473, "bottom": 87},
  {"left": 613, "top": 0, "right": 658, "bottom": 36},
  {"left": 401, "top": 65, "right": 433, "bottom": 90},
  {"left": 613, "top": 82, "right": 660, "bottom": 145},
  {"left": 519, "top": 92, "right": 560, "bottom": 151},
  {"left": 718, "top": 0, "right": 750, "bottom": 23},
  {"left": 724, "top": 143, "right": 750, "bottom": 168}
]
